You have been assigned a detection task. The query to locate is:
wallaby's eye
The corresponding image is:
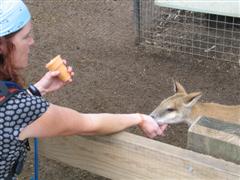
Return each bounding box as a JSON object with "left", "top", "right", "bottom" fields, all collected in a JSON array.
[{"left": 166, "top": 108, "right": 175, "bottom": 112}]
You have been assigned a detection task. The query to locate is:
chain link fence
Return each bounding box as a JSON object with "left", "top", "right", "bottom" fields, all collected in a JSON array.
[{"left": 134, "top": 0, "right": 240, "bottom": 64}]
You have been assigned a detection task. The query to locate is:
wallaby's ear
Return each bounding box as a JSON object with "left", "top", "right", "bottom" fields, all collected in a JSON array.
[
  {"left": 184, "top": 92, "right": 202, "bottom": 107},
  {"left": 174, "top": 81, "right": 187, "bottom": 94}
]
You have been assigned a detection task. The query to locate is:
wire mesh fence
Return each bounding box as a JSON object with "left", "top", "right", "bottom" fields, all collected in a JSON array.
[{"left": 134, "top": 0, "right": 240, "bottom": 64}]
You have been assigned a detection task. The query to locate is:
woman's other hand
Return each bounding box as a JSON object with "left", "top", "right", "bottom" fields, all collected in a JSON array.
[
  {"left": 34, "top": 59, "right": 74, "bottom": 95},
  {"left": 138, "top": 114, "right": 167, "bottom": 138}
]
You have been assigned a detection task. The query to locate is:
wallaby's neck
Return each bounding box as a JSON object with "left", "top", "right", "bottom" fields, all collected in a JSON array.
[{"left": 189, "top": 102, "right": 240, "bottom": 125}]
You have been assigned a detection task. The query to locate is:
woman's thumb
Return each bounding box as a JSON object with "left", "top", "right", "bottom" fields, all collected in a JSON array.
[{"left": 50, "top": 71, "right": 60, "bottom": 77}]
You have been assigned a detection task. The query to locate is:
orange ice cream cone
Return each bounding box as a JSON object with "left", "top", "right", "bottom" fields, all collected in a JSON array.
[{"left": 46, "top": 55, "right": 71, "bottom": 82}]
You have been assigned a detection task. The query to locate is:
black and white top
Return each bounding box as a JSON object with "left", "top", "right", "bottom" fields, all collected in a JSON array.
[{"left": 0, "top": 90, "right": 49, "bottom": 180}]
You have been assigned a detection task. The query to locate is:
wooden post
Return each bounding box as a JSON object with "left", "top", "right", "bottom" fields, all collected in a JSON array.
[
  {"left": 39, "top": 131, "right": 240, "bottom": 179},
  {"left": 188, "top": 117, "right": 240, "bottom": 164}
]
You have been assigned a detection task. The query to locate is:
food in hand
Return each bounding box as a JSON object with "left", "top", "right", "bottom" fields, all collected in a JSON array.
[{"left": 46, "top": 55, "right": 71, "bottom": 82}]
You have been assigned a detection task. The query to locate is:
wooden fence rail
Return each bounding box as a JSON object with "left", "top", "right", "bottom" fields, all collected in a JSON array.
[{"left": 39, "top": 131, "right": 240, "bottom": 180}]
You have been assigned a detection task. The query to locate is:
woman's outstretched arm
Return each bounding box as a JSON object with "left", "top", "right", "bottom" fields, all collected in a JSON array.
[{"left": 19, "top": 104, "right": 166, "bottom": 140}]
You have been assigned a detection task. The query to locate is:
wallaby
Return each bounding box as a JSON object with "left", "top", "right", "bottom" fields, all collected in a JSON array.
[{"left": 150, "top": 82, "right": 240, "bottom": 126}]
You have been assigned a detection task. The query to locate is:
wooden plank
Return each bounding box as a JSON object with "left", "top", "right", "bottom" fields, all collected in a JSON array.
[
  {"left": 39, "top": 131, "right": 240, "bottom": 180},
  {"left": 188, "top": 117, "right": 240, "bottom": 164}
]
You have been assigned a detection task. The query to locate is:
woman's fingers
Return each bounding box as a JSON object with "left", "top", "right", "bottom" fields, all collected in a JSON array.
[
  {"left": 61, "top": 59, "right": 74, "bottom": 78},
  {"left": 67, "top": 66, "right": 74, "bottom": 75},
  {"left": 160, "top": 124, "right": 168, "bottom": 131},
  {"left": 49, "top": 71, "right": 60, "bottom": 77},
  {"left": 157, "top": 124, "right": 168, "bottom": 136},
  {"left": 67, "top": 66, "right": 74, "bottom": 81},
  {"left": 67, "top": 66, "right": 72, "bottom": 71},
  {"left": 144, "top": 129, "right": 156, "bottom": 139}
]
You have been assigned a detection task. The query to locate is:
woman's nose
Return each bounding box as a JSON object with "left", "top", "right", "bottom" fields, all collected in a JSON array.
[{"left": 29, "top": 37, "right": 34, "bottom": 46}]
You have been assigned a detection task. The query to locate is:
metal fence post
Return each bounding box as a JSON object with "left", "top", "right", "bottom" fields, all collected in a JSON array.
[{"left": 133, "top": 0, "right": 141, "bottom": 45}]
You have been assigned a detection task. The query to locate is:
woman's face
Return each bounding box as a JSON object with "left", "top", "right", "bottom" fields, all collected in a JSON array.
[{"left": 11, "top": 21, "right": 34, "bottom": 69}]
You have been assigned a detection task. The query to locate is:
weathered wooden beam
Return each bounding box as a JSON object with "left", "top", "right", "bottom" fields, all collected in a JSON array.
[
  {"left": 188, "top": 117, "right": 240, "bottom": 164},
  {"left": 39, "top": 131, "right": 240, "bottom": 179}
]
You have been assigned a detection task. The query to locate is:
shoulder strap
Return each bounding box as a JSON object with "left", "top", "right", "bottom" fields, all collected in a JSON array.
[
  {"left": 3, "top": 81, "right": 22, "bottom": 90},
  {"left": 0, "top": 81, "right": 22, "bottom": 106}
]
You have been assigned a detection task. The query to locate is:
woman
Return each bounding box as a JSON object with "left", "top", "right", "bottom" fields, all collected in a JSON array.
[{"left": 0, "top": 0, "right": 167, "bottom": 179}]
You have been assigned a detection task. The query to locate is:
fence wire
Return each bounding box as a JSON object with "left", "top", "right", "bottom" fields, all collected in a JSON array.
[{"left": 134, "top": 0, "right": 240, "bottom": 64}]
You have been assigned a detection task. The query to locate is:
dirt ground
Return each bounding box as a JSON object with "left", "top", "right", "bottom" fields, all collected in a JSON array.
[{"left": 19, "top": 0, "right": 239, "bottom": 179}]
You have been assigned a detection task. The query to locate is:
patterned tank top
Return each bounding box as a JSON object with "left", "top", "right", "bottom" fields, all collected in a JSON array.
[{"left": 0, "top": 90, "right": 49, "bottom": 179}]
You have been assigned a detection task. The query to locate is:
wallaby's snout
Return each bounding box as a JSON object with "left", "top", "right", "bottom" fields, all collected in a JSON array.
[
  {"left": 150, "top": 109, "right": 171, "bottom": 124},
  {"left": 149, "top": 112, "right": 156, "bottom": 120}
]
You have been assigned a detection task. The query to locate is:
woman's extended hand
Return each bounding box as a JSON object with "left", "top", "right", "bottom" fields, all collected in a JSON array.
[
  {"left": 138, "top": 114, "right": 167, "bottom": 138},
  {"left": 34, "top": 59, "right": 74, "bottom": 95}
]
